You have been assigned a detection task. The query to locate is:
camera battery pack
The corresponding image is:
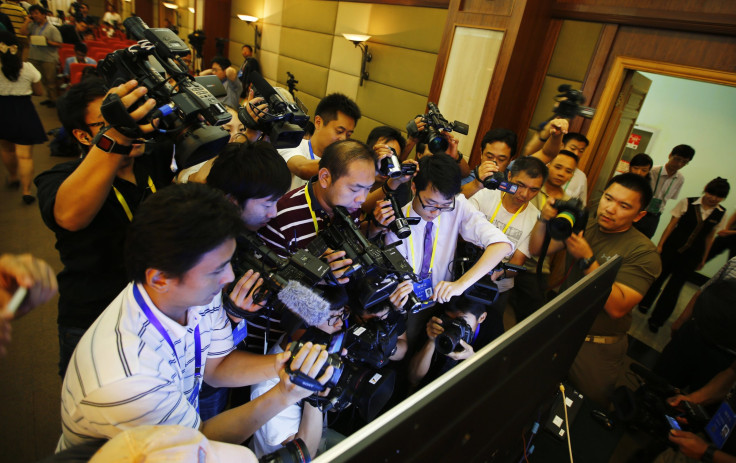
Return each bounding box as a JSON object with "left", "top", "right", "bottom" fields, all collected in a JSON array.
[{"left": 544, "top": 384, "right": 584, "bottom": 440}]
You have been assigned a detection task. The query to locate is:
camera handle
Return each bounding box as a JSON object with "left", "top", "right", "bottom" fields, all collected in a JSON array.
[
  {"left": 100, "top": 93, "right": 146, "bottom": 139},
  {"left": 284, "top": 364, "right": 327, "bottom": 392}
]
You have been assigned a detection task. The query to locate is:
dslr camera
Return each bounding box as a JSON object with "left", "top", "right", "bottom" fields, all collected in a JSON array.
[
  {"left": 307, "top": 206, "right": 421, "bottom": 312},
  {"left": 473, "top": 166, "right": 518, "bottom": 194},
  {"left": 547, "top": 198, "right": 588, "bottom": 240},
  {"left": 553, "top": 84, "right": 596, "bottom": 120},
  {"left": 287, "top": 327, "right": 396, "bottom": 422},
  {"left": 97, "top": 17, "right": 231, "bottom": 169},
  {"left": 239, "top": 71, "right": 310, "bottom": 149},
  {"left": 408, "top": 102, "right": 469, "bottom": 155},
  {"left": 435, "top": 313, "right": 474, "bottom": 356},
  {"left": 377, "top": 147, "right": 417, "bottom": 179},
  {"left": 225, "top": 231, "right": 330, "bottom": 319}
]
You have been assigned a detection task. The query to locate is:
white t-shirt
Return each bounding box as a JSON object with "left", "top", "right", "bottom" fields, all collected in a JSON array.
[
  {"left": 278, "top": 139, "right": 314, "bottom": 191},
  {"left": 0, "top": 61, "right": 40, "bottom": 96},
  {"left": 250, "top": 342, "right": 304, "bottom": 458},
  {"left": 563, "top": 168, "right": 588, "bottom": 206},
  {"left": 468, "top": 189, "right": 540, "bottom": 292},
  {"left": 58, "top": 283, "right": 235, "bottom": 451},
  {"left": 103, "top": 11, "right": 122, "bottom": 25}
]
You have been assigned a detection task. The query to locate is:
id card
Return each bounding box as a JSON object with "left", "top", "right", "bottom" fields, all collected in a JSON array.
[
  {"left": 413, "top": 275, "right": 434, "bottom": 309},
  {"left": 646, "top": 197, "right": 662, "bottom": 214},
  {"left": 706, "top": 401, "right": 736, "bottom": 449}
]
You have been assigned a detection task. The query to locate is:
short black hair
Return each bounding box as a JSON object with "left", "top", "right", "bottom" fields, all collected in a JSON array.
[
  {"left": 242, "top": 44, "right": 253, "bottom": 53},
  {"left": 605, "top": 173, "right": 653, "bottom": 211},
  {"left": 629, "top": 153, "right": 653, "bottom": 169},
  {"left": 74, "top": 42, "right": 88, "bottom": 54},
  {"left": 704, "top": 177, "right": 730, "bottom": 198},
  {"left": 366, "top": 126, "right": 406, "bottom": 156},
  {"left": 57, "top": 77, "right": 108, "bottom": 136},
  {"left": 318, "top": 139, "right": 374, "bottom": 181},
  {"left": 304, "top": 121, "right": 315, "bottom": 137},
  {"left": 555, "top": 149, "right": 579, "bottom": 164},
  {"left": 125, "top": 183, "right": 246, "bottom": 283},
  {"left": 671, "top": 144, "right": 695, "bottom": 160},
  {"left": 416, "top": 142, "right": 428, "bottom": 156},
  {"left": 207, "top": 141, "right": 291, "bottom": 205},
  {"left": 481, "top": 128, "right": 517, "bottom": 158},
  {"left": 562, "top": 132, "right": 589, "bottom": 147},
  {"left": 28, "top": 4, "right": 46, "bottom": 14},
  {"left": 441, "top": 294, "right": 487, "bottom": 320},
  {"left": 315, "top": 93, "right": 361, "bottom": 125},
  {"left": 414, "top": 153, "right": 461, "bottom": 199},
  {"left": 211, "top": 56, "right": 231, "bottom": 70},
  {"left": 509, "top": 156, "right": 548, "bottom": 183}
]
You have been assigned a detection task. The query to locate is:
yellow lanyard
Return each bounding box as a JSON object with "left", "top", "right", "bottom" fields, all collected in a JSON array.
[
  {"left": 407, "top": 204, "right": 440, "bottom": 275},
  {"left": 489, "top": 193, "right": 526, "bottom": 234},
  {"left": 113, "top": 176, "right": 156, "bottom": 222},
  {"left": 303, "top": 183, "right": 320, "bottom": 235}
]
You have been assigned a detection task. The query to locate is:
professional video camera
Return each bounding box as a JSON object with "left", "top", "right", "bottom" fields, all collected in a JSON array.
[
  {"left": 238, "top": 71, "right": 310, "bottom": 149},
  {"left": 473, "top": 166, "right": 518, "bottom": 194},
  {"left": 287, "top": 327, "right": 396, "bottom": 422},
  {"left": 307, "top": 206, "right": 421, "bottom": 312},
  {"left": 553, "top": 84, "right": 596, "bottom": 119},
  {"left": 452, "top": 251, "right": 527, "bottom": 305},
  {"left": 435, "top": 313, "right": 474, "bottom": 356},
  {"left": 224, "top": 231, "right": 331, "bottom": 319},
  {"left": 407, "top": 102, "right": 470, "bottom": 155},
  {"left": 187, "top": 30, "right": 205, "bottom": 56},
  {"left": 343, "top": 310, "right": 403, "bottom": 369},
  {"left": 377, "top": 147, "right": 417, "bottom": 179},
  {"left": 547, "top": 198, "right": 588, "bottom": 240},
  {"left": 97, "top": 17, "right": 231, "bottom": 169}
]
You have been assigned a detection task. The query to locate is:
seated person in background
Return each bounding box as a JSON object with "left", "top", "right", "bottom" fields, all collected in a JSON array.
[
  {"left": 58, "top": 18, "right": 88, "bottom": 44},
  {"left": 461, "top": 128, "right": 518, "bottom": 199},
  {"left": 279, "top": 93, "right": 361, "bottom": 191},
  {"left": 408, "top": 294, "right": 487, "bottom": 390},
  {"left": 250, "top": 285, "right": 349, "bottom": 459},
  {"left": 529, "top": 173, "right": 660, "bottom": 407},
  {"left": 466, "top": 156, "right": 546, "bottom": 347},
  {"left": 639, "top": 177, "right": 729, "bottom": 333},
  {"left": 628, "top": 153, "right": 653, "bottom": 180},
  {"left": 200, "top": 57, "right": 242, "bottom": 110},
  {"left": 63, "top": 42, "right": 95, "bottom": 76},
  {"left": 58, "top": 183, "right": 333, "bottom": 451},
  {"left": 511, "top": 150, "right": 578, "bottom": 320},
  {"left": 383, "top": 153, "right": 513, "bottom": 348}
]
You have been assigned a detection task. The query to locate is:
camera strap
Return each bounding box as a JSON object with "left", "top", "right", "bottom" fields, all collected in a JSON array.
[
  {"left": 113, "top": 176, "right": 156, "bottom": 221},
  {"left": 489, "top": 193, "right": 526, "bottom": 234},
  {"left": 307, "top": 141, "right": 315, "bottom": 160},
  {"left": 100, "top": 93, "right": 146, "bottom": 139},
  {"left": 132, "top": 284, "right": 201, "bottom": 412},
  {"left": 303, "top": 183, "right": 320, "bottom": 235}
]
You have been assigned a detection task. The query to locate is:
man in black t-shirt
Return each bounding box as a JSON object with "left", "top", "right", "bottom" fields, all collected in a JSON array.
[{"left": 35, "top": 78, "right": 175, "bottom": 377}]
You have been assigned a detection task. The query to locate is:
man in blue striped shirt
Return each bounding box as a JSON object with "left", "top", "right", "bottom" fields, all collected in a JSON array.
[{"left": 58, "top": 183, "right": 333, "bottom": 452}]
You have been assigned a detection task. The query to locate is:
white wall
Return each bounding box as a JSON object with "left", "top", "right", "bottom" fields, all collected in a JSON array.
[{"left": 637, "top": 72, "right": 736, "bottom": 277}]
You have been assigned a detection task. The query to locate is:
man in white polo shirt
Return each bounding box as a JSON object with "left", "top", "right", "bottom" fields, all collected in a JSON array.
[{"left": 58, "top": 183, "right": 333, "bottom": 452}]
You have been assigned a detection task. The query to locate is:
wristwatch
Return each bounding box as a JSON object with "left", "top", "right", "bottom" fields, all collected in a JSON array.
[
  {"left": 702, "top": 443, "right": 717, "bottom": 463},
  {"left": 578, "top": 255, "right": 596, "bottom": 271},
  {"left": 91, "top": 126, "right": 134, "bottom": 155}
]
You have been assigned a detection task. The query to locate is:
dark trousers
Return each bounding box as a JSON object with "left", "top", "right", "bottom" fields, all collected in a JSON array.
[
  {"left": 509, "top": 271, "right": 547, "bottom": 322},
  {"left": 640, "top": 250, "right": 697, "bottom": 328},
  {"left": 633, "top": 212, "right": 661, "bottom": 239},
  {"left": 58, "top": 325, "right": 87, "bottom": 379}
]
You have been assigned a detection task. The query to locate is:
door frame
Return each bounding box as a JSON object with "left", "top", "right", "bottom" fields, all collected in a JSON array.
[{"left": 583, "top": 56, "right": 736, "bottom": 197}]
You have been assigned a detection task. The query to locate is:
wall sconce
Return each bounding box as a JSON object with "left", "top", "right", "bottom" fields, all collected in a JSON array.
[
  {"left": 162, "top": 2, "right": 178, "bottom": 9},
  {"left": 238, "top": 14, "right": 262, "bottom": 53},
  {"left": 188, "top": 7, "right": 195, "bottom": 13},
  {"left": 343, "top": 34, "right": 371, "bottom": 86}
]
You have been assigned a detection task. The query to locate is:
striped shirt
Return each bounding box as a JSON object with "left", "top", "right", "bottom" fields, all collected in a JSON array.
[
  {"left": 259, "top": 180, "right": 361, "bottom": 257},
  {"left": 0, "top": 2, "right": 27, "bottom": 36},
  {"left": 57, "top": 283, "right": 235, "bottom": 451}
]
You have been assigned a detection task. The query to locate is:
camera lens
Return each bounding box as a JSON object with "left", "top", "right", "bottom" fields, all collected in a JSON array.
[
  {"left": 389, "top": 217, "right": 411, "bottom": 239},
  {"left": 548, "top": 211, "right": 577, "bottom": 240},
  {"left": 427, "top": 131, "right": 448, "bottom": 155}
]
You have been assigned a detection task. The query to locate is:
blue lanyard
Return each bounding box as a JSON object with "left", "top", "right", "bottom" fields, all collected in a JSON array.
[
  {"left": 307, "top": 141, "right": 315, "bottom": 160},
  {"left": 133, "top": 285, "right": 202, "bottom": 410}
]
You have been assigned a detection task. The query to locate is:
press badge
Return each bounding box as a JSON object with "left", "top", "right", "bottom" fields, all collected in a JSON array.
[
  {"left": 706, "top": 401, "right": 736, "bottom": 449},
  {"left": 413, "top": 275, "right": 434, "bottom": 304}
]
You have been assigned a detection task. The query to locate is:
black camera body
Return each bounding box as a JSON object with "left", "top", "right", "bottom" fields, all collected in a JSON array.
[
  {"left": 548, "top": 198, "right": 589, "bottom": 240},
  {"left": 344, "top": 313, "right": 401, "bottom": 369},
  {"left": 377, "top": 148, "right": 417, "bottom": 179},
  {"left": 98, "top": 17, "right": 231, "bottom": 169},
  {"left": 383, "top": 191, "right": 419, "bottom": 240},
  {"left": 435, "top": 313, "right": 474, "bottom": 356},
  {"left": 474, "top": 167, "right": 519, "bottom": 194},
  {"left": 409, "top": 102, "right": 469, "bottom": 155},
  {"left": 307, "top": 206, "right": 419, "bottom": 310},
  {"left": 225, "top": 231, "right": 330, "bottom": 318},
  {"left": 553, "top": 84, "right": 596, "bottom": 119},
  {"left": 238, "top": 71, "right": 309, "bottom": 149}
]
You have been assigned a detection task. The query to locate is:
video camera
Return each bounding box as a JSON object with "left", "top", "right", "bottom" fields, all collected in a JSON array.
[
  {"left": 453, "top": 250, "right": 527, "bottom": 305},
  {"left": 287, "top": 327, "right": 396, "bottom": 422},
  {"left": 97, "top": 17, "right": 231, "bottom": 169},
  {"left": 224, "top": 231, "right": 331, "bottom": 319},
  {"left": 547, "top": 198, "right": 588, "bottom": 240},
  {"left": 238, "top": 71, "right": 310, "bottom": 149},
  {"left": 343, "top": 310, "right": 403, "bottom": 369},
  {"left": 473, "top": 166, "right": 518, "bottom": 194},
  {"left": 307, "top": 206, "right": 421, "bottom": 312},
  {"left": 408, "top": 102, "right": 469, "bottom": 155},
  {"left": 382, "top": 189, "right": 420, "bottom": 239},
  {"left": 553, "top": 84, "right": 596, "bottom": 120},
  {"left": 377, "top": 147, "right": 417, "bottom": 179}
]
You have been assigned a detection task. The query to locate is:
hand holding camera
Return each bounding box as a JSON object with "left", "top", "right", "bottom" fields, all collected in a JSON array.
[
  {"left": 227, "top": 269, "right": 265, "bottom": 321},
  {"left": 277, "top": 342, "right": 334, "bottom": 400},
  {"left": 99, "top": 80, "right": 158, "bottom": 155},
  {"left": 321, "top": 248, "right": 354, "bottom": 285}
]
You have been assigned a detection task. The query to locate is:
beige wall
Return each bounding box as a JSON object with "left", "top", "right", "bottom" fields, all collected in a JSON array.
[{"left": 229, "top": 0, "right": 447, "bottom": 143}]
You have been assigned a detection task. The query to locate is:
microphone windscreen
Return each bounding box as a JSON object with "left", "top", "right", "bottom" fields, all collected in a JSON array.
[{"left": 277, "top": 280, "right": 331, "bottom": 327}]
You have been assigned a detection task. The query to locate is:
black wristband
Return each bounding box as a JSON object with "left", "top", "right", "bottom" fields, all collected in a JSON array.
[
  {"left": 578, "top": 255, "right": 596, "bottom": 271},
  {"left": 702, "top": 444, "right": 717, "bottom": 463},
  {"left": 91, "top": 126, "right": 134, "bottom": 155}
]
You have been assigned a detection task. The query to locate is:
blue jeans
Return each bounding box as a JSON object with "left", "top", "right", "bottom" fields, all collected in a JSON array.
[{"left": 58, "top": 325, "right": 88, "bottom": 379}]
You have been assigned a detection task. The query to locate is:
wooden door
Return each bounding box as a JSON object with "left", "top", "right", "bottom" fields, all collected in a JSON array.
[{"left": 202, "top": 0, "right": 231, "bottom": 65}]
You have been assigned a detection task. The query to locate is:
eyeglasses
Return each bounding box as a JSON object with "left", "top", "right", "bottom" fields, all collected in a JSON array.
[
  {"left": 327, "top": 308, "right": 349, "bottom": 327},
  {"left": 417, "top": 193, "right": 455, "bottom": 212}
]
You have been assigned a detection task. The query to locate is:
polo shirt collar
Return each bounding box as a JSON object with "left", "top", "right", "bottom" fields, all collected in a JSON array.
[{"left": 134, "top": 283, "right": 202, "bottom": 339}]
